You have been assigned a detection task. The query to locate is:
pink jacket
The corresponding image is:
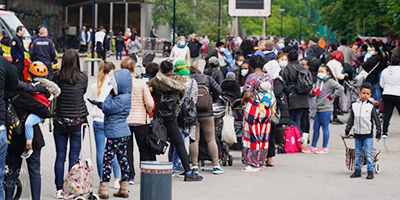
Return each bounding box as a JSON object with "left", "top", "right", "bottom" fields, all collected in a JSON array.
[{"left": 127, "top": 76, "right": 154, "bottom": 125}]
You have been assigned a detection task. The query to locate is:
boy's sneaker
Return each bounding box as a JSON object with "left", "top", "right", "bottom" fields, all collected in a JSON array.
[
  {"left": 184, "top": 173, "right": 203, "bottom": 181},
  {"left": 302, "top": 146, "right": 316, "bottom": 154},
  {"left": 128, "top": 178, "right": 135, "bottom": 185},
  {"left": 382, "top": 133, "right": 388, "bottom": 139},
  {"left": 191, "top": 167, "right": 199, "bottom": 175},
  {"left": 366, "top": 171, "right": 374, "bottom": 179},
  {"left": 54, "top": 189, "right": 63, "bottom": 199},
  {"left": 315, "top": 147, "right": 329, "bottom": 154},
  {"left": 212, "top": 166, "right": 224, "bottom": 174},
  {"left": 21, "top": 146, "right": 33, "bottom": 159},
  {"left": 350, "top": 170, "right": 361, "bottom": 178}
]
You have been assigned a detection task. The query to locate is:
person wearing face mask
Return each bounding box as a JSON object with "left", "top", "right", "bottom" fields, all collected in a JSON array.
[
  {"left": 338, "top": 38, "right": 360, "bottom": 67},
  {"left": 205, "top": 41, "right": 228, "bottom": 69},
  {"left": 303, "top": 37, "right": 325, "bottom": 62},
  {"left": 302, "top": 65, "right": 343, "bottom": 154},
  {"left": 237, "top": 60, "right": 250, "bottom": 87},
  {"left": 276, "top": 39, "right": 285, "bottom": 52},
  {"left": 231, "top": 54, "right": 245, "bottom": 78},
  {"left": 264, "top": 40, "right": 277, "bottom": 60},
  {"left": 170, "top": 36, "right": 191, "bottom": 66}
]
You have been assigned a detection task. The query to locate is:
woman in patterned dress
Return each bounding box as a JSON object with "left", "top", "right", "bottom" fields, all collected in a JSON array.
[{"left": 241, "top": 55, "right": 274, "bottom": 172}]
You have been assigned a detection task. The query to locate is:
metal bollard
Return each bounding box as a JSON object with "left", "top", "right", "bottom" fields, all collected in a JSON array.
[{"left": 140, "top": 161, "right": 173, "bottom": 200}]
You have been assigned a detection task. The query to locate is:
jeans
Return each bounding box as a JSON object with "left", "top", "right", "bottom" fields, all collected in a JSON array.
[
  {"left": 116, "top": 51, "right": 122, "bottom": 60},
  {"left": 168, "top": 132, "right": 186, "bottom": 168},
  {"left": 53, "top": 128, "right": 84, "bottom": 190},
  {"left": 5, "top": 150, "right": 41, "bottom": 200},
  {"left": 311, "top": 111, "right": 332, "bottom": 148},
  {"left": 93, "top": 121, "right": 120, "bottom": 178},
  {"left": 382, "top": 95, "right": 400, "bottom": 134},
  {"left": 0, "top": 126, "right": 7, "bottom": 199},
  {"left": 355, "top": 137, "right": 374, "bottom": 172},
  {"left": 13, "top": 61, "right": 24, "bottom": 80},
  {"left": 102, "top": 137, "right": 130, "bottom": 182},
  {"left": 366, "top": 81, "right": 381, "bottom": 101},
  {"left": 25, "top": 114, "right": 43, "bottom": 141},
  {"left": 289, "top": 108, "right": 304, "bottom": 132}
]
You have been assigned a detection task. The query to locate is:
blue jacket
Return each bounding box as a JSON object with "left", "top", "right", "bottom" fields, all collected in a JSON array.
[
  {"left": 30, "top": 36, "right": 56, "bottom": 64},
  {"left": 11, "top": 36, "right": 24, "bottom": 62},
  {"left": 101, "top": 69, "right": 132, "bottom": 138}
]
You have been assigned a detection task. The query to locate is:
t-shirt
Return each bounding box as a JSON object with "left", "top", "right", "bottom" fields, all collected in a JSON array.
[{"left": 188, "top": 40, "right": 202, "bottom": 58}]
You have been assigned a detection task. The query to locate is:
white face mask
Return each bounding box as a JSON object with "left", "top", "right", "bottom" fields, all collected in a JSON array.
[
  {"left": 241, "top": 69, "right": 249, "bottom": 76},
  {"left": 277, "top": 43, "right": 285, "bottom": 49},
  {"left": 237, "top": 61, "right": 243, "bottom": 67},
  {"left": 369, "top": 51, "right": 375, "bottom": 55},
  {"left": 220, "top": 47, "right": 226, "bottom": 52}
]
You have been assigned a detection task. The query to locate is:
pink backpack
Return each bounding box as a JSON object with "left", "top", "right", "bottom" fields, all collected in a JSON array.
[{"left": 284, "top": 125, "right": 302, "bottom": 153}]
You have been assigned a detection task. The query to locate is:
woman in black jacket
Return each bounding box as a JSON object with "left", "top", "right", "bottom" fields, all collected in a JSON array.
[{"left": 52, "top": 50, "right": 88, "bottom": 198}]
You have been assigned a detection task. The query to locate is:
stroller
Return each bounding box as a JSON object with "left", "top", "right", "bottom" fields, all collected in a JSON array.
[
  {"left": 340, "top": 135, "right": 381, "bottom": 174},
  {"left": 63, "top": 124, "right": 99, "bottom": 200},
  {"left": 163, "top": 41, "right": 172, "bottom": 58},
  {"left": 129, "top": 51, "right": 155, "bottom": 78}
]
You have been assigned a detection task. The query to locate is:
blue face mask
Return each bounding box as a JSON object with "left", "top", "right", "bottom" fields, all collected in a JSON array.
[
  {"left": 279, "top": 61, "right": 288, "bottom": 68},
  {"left": 379, "top": 47, "right": 383, "bottom": 50},
  {"left": 237, "top": 61, "right": 243, "bottom": 67},
  {"left": 277, "top": 43, "right": 285, "bottom": 49},
  {"left": 354, "top": 45, "right": 359, "bottom": 49},
  {"left": 317, "top": 73, "right": 326, "bottom": 80}
]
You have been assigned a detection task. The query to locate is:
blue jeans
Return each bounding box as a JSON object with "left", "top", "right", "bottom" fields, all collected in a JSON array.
[
  {"left": 53, "top": 128, "right": 84, "bottom": 190},
  {"left": 290, "top": 109, "right": 304, "bottom": 132},
  {"left": 5, "top": 150, "right": 41, "bottom": 200},
  {"left": 116, "top": 51, "right": 122, "bottom": 59},
  {"left": 0, "top": 126, "right": 7, "bottom": 199},
  {"left": 169, "top": 132, "right": 186, "bottom": 168},
  {"left": 355, "top": 137, "right": 374, "bottom": 172},
  {"left": 93, "top": 121, "right": 120, "bottom": 178},
  {"left": 25, "top": 114, "right": 43, "bottom": 141},
  {"left": 311, "top": 111, "right": 332, "bottom": 148},
  {"left": 366, "top": 81, "right": 381, "bottom": 101}
]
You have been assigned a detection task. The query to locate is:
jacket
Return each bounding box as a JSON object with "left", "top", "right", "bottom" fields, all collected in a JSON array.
[
  {"left": 191, "top": 72, "right": 222, "bottom": 117},
  {"left": 127, "top": 75, "right": 154, "bottom": 125},
  {"left": 345, "top": 99, "right": 381, "bottom": 139},
  {"left": 326, "top": 59, "right": 345, "bottom": 81},
  {"left": 273, "top": 76, "right": 290, "bottom": 125},
  {"left": 204, "top": 67, "right": 224, "bottom": 85},
  {"left": 220, "top": 79, "right": 241, "bottom": 103},
  {"left": 116, "top": 37, "right": 125, "bottom": 51},
  {"left": 11, "top": 35, "right": 24, "bottom": 62},
  {"left": 204, "top": 49, "right": 219, "bottom": 68},
  {"left": 380, "top": 65, "right": 400, "bottom": 97},
  {"left": 0, "top": 57, "right": 18, "bottom": 125},
  {"left": 338, "top": 45, "right": 359, "bottom": 66},
  {"left": 147, "top": 72, "right": 187, "bottom": 103},
  {"left": 282, "top": 62, "right": 310, "bottom": 110},
  {"left": 362, "top": 54, "right": 387, "bottom": 84},
  {"left": 30, "top": 36, "right": 56, "bottom": 64},
  {"left": 89, "top": 76, "right": 113, "bottom": 123},
  {"left": 53, "top": 72, "right": 89, "bottom": 118},
  {"left": 101, "top": 69, "right": 132, "bottom": 138},
  {"left": 313, "top": 78, "right": 344, "bottom": 112}
]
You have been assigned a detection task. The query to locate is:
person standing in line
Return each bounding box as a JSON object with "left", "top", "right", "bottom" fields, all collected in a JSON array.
[
  {"left": 115, "top": 32, "right": 125, "bottom": 60},
  {"left": 87, "top": 27, "right": 93, "bottom": 54},
  {"left": 95, "top": 26, "right": 107, "bottom": 60},
  {"left": 150, "top": 26, "right": 157, "bottom": 50},
  {"left": 52, "top": 50, "right": 88, "bottom": 198},
  {"left": 188, "top": 33, "right": 203, "bottom": 67},
  {"left": 79, "top": 26, "right": 87, "bottom": 53},
  {"left": 89, "top": 61, "right": 122, "bottom": 189},
  {"left": 120, "top": 58, "right": 155, "bottom": 185},
  {"left": 338, "top": 38, "right": 360, "bottom": 67},
  {"left": 11, "top": 26, "right": 26, "bottom": 80},
  {"left": 29, "top": 27, "right": 57, "bottom": 79},
  {"left": 170, "top": 36, "right": 191, "bottom": 66}
]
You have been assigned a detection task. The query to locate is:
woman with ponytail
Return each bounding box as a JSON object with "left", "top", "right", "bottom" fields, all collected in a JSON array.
[{"left": 89, "top": 61, "right": 121, "bottom": 189}]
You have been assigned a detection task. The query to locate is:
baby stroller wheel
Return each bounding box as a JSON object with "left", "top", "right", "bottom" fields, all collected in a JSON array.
[
  {"left": 374, "top": 161, "right": 380, "bottom": 174},
  {"left": 228, "top": 155, "right": 233, "bottom": 166},
  {"left": 74, "top": 196, "right": 86, "bottom": 200}
]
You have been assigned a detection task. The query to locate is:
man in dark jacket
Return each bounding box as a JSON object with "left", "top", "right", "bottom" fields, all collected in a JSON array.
[
  {"left": 0, "top": 56, "right": 18, "bottom": 199},
  {"left": 30, "top": 27, "right": 57, "bottom": 79},
  {"left": 303, "top": 37, "right": 325, "bottom": 60},
  {"left": 204, "top": 56, "right": 224, "bottom": 84},
  {"left": 11, "top": 26, "right": 26, "bottom": 80},
  {"left": 188, "top": 33, "right": 203, "bottom": 67}
]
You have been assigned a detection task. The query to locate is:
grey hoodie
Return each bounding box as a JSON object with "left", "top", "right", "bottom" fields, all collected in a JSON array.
[{"left": 314, "top": 77, "right": 344, "bottom": 112}]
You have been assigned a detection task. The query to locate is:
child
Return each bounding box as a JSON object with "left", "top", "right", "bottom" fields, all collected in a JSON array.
[
  {"left": 302, "top": 65, "right": 344, "bottom": 154},
  {"left": 89, "top": 69, "right": 132, "bottom": 198},
  {"left": 254, "top": 81, "right": 276, "bottom": 115},
  {"left": 345, "top": 83, "right": 381, "bottom": 179}
]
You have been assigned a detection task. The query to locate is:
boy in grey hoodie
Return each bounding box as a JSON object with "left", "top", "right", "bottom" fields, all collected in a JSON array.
[{"left": 345, "top": 83, "right": 381, "bottom": 180}]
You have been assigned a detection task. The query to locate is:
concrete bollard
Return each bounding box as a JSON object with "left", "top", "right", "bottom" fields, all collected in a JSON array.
[{"left": 140, "top": 161, "right": 173, "bottom": 200}]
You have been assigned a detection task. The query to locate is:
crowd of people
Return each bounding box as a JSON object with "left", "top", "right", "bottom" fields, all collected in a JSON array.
[{"left": 1, "top": 24, "right": 400, "bottom": 199}]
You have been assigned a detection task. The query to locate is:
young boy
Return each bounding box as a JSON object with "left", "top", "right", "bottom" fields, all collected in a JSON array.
[{"left": 345, "top": 83, "right": 381, "bottom": 179}]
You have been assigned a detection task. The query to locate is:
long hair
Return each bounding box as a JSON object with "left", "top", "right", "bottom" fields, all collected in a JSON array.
[
  {"left": 239, "top": 40, "right": 255, "bottom": 58},
  {"left": 59, "top": 50, "right": 81, "bottom": 85},
  {"left": 97, "top": 61, "right": 116, "bottom": 96}
]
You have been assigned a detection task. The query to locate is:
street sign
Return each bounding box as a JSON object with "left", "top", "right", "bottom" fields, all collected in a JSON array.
[{"left": 228, "top": 0, "right": 271, "bottom": 17}]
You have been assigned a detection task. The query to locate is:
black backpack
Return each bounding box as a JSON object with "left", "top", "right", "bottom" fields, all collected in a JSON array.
[
  {"left": 146, "top": 118, "right": 169, "bottom": 155},
  {"left": 196, "top": 76, "right": 213, "bottom": 111},
  {"left": 292, "top": 65, "right": 313, "bottom": 94},
  {"left": 5, "top": 96, "right": 23, "bottom": 139},
  {"left": 177, "top": 80, "right": 197, "bottom": 129},
  {"left": 157, "top": 92, "right": 176, "bottom": 118}
]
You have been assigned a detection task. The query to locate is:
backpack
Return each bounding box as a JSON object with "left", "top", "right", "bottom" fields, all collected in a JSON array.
[
  {"left": 5, "top": 96, "right": 23, "bottom": 140},
  {"left": 196, "top": 76, "right": 212, "bottom": 111},
  {"left": 177, "top": 80, "right": 197, "bottom": 129},
  {"left": 283, "top": 125, "right": 302, "bottom": 153},
  {"left": 146, "top": 117, "right": 169, "bottom": 155},
  {"left": 292, "top": 65, "right": 313, "bottom": 94},
  {"left": 157, "top": 92, "right": 176, "bottom": 118}
]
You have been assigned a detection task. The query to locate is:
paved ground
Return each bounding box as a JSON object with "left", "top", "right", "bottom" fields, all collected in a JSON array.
[{"left": 15, "top": 56, "right": 400, "bottom": 200}]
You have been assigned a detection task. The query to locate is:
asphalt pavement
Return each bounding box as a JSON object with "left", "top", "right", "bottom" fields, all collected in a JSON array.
[{"left": 14, "top": 55, "right": 400, "bottom": 200}]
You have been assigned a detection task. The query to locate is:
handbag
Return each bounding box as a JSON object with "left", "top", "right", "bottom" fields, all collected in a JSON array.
[
  {"left": 146, "top": 117, "right": 169, "bottom": 155},
  {"left": 356, "top": 61, "right": 380, "bottom": 82},
  {"left": 221, "top": 103, "right": 237, "bottom": 143},
  {"left": 5, "top": 95, "right": 23, "bottom": 137}
]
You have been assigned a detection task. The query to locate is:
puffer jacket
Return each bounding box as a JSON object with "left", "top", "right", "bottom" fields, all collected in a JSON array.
[
  {"left": 345, "top": 99, "right": 381, "bottom": 139},
  {"left": 53, "top": 72, "right": 88, "bottom": 118},
  {"left": 127, "top": 75, "right": 154, "bottom": 125},
  {"left": 101, "top": 69, "right": 132, "bottom": 138}
]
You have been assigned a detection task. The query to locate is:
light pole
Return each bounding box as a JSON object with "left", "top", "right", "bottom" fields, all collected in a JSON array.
[
  {"left": 279, "top": 9, "right": 285, "bottom": 37},
  {"left": 299, "top": 16, "right": 303, "bottom": 41},
  {"left": 217, "top": 0, "right": 221, "bottom": 41},
  {"left": 173, "top": 0, "right": 176, "bottom": 45}
]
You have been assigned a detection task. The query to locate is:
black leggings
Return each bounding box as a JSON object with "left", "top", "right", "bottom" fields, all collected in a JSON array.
[
  {"left": 268, "top": 124, "right": 284, "bottom": 158},
  {"left": 382, "top": 95, "right": 400, "bottom": 134},
  {"left": 333, "top": 97, "right": 340, "bottom": 119},
  {"left": 162, "top": 117, "right": 191, "bottom": 172},
  {"left": 127, "top": 125, "right": 156, "bottom": 178},
  {"left": 300, "top": 108, "right": 310, "bottom": 133}
]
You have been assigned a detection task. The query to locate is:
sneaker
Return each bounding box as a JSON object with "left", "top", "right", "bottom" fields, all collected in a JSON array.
[
  {"left": 212, "top": 166, "right": 224, "bottom": 174},
  {"left": 382, "top": 133, "right": 388, "bottom": 139},
  {"left": 113, "top": 180, "right": 120, "bottom": 189},
  {"left": 173, "top": 164, "right": 185, "bottom": 172},
  {"left": 184, "top": 173, "right": 203, "bottom": 181},
  {"left": 315, "top": 147, "right": 329, "bottom": 154},
  {"left": 191, "top": 167, "right": 199, "bottom": 175},
  {"left": 177, "top": 172, "right": 186, "bottom": 178},
  {"left": 54, "top": 189, "right": 63, "bottom": 199},
  {"left": 302, "top": 146, "right": 317, "bottom": 154},
  {"left": 21, "top": 146, "right": 33, "bottom": 159},
  {"left": 128, "top": 178, "right": 135, "bottom": 185},
  {"left": 366, "top": 171, "right": 374, "bottom": 179},
  {"left": 350, "top": 170, "right": 361, "bottom": 178},
  {"left": 331, "top": 118, "right": 344, "bottom": 125},
  {"left": 241, "top": 166, "right": 260, "bottom": 172}
]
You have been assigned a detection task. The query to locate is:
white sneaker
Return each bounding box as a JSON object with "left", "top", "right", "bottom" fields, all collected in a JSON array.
[
  {"left": 54, "top": 189, "right": 63, "bottom": 199},
  {"left": 113, "top": 180, "right": 120, "bottom": 189},
  {"left": 241, "top": 166, "right": 260, "bottom": 172}
]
